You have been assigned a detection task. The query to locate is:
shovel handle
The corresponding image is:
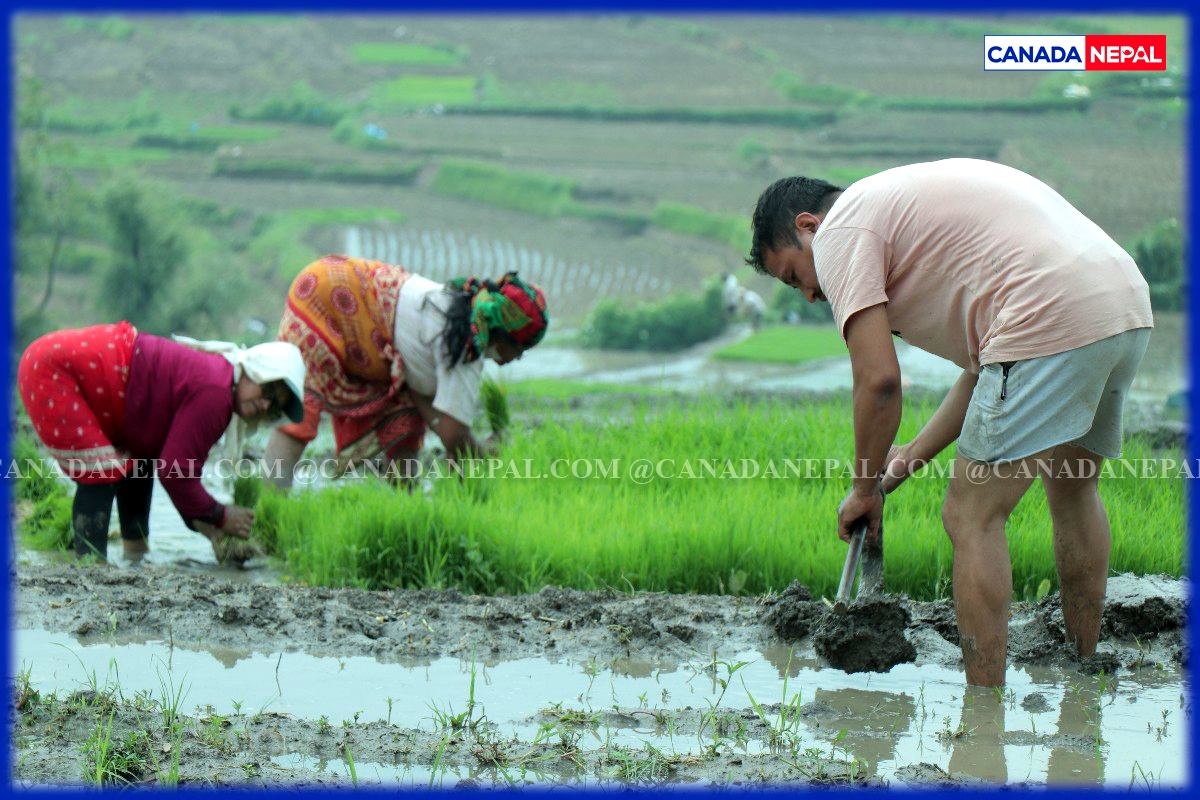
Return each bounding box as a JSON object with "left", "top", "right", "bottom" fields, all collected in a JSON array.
[{"left": 835, "top": 523, "right": 866, "bottom": 608}]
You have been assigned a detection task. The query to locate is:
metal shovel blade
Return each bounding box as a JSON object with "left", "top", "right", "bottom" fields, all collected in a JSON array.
[
  {"left": 858, "top": 515, "right": 884, "bottom": 598},
  {"left": 833, "top": 524, "right": 865, "bottom": 613}
]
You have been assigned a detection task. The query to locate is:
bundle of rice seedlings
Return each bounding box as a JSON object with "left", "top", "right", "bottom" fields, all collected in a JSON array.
[{"left": 481, "top": 378, "right": 510, "bottom": 436}]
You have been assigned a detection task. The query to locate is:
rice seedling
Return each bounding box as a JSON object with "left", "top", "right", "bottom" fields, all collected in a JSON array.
[
  {"left": 351, "top": 42, "right": 467, "bottom": 66},
  {"left": 431, "top": 159, "right": 576, "bottom": 217},
  {"left": 480, "top": 378, "right": 510, "bottom": 437},
  {"left": 505, "top": 379, "right": 669, "bottom": 399},
  {"left": 13, "top": 431, "right": 74, "bottom": 551},
  {"left": 251, "top": 394, "right": 1182, "bottom": 598},
  {"left": 372, "top": 76, "right": 478, "bottom": 108},
  {"left": 712, "top": 325, "right": 847, "bottom": 365}
]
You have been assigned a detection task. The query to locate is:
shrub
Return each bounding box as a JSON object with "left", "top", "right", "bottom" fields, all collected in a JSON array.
[
  {"left": 651, "top": 202, "right": 750, "bottom": 254},
  {"left": 1128, "top": 218, "right": 1185, "bottom": 311},
  {"left": 579, "top": 278, "right": 727, "bottom": 351},
  {"left": 432, "top": 160, "right": 575, "bottom": 216},
  {"left": 562, "top": 202, "right": 650, "bottom": 235},
  {"left": 771, "top": 72, "right": 870, "bottom": 106},
  {"left": 230, "top": 81, "right": 349, "bottom": 126},
  {"left": 768, "top": 283, "right": 834, "bottom": 324}
]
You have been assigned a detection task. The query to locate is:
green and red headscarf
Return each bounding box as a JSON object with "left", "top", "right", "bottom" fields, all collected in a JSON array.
[{"left": 448, "top": 272, "right": 549, "bottom": 362}]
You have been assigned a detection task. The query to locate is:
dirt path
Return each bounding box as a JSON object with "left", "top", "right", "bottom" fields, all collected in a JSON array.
[{"left": 11, "top": 564, "right": 1188, "bottom": 788}]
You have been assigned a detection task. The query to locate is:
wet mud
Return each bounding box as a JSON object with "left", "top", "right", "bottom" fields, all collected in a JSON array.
[
  {"left": 812, "top": 596, "right": 916, "bottom": 673},
  {"left": 11, "top": 564, "right": 1189, "bottom": 788}
]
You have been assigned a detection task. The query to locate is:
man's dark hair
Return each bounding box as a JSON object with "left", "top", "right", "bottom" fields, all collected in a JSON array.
[{"left": 745, "top": 177, "right": 843, "bottom": 273}]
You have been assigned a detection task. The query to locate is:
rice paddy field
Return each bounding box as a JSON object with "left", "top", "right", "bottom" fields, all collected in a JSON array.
[{"left": 10, "top": 11, "right": 1190, "bottom": 791}]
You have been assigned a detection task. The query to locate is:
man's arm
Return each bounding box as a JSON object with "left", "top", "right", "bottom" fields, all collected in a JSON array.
[
  {"left": 881, "top": 368, "right": 978, "bottom": 492},
  {"left": 845, "top": 303, "right": 902, "bottom": 494},
  {"left": 835, "top": 303, "right": 901, "bottom": 542}
]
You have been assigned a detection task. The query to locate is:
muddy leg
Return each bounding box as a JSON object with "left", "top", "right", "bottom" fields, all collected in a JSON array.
[
  {"left": 943, "top": 453, "right": 1041, "bottom": 687},
  {"left": 1040, "top": 445, "right": 1109, "bottom": 659},
  {"left": 72, "top": 483, "right": 117, "bottom": 560},
  {"left": 264, "top": 429, "right": 307, "bottom": 491},
  {"left": 116, "top": 461, "right": 153, "bottom": 562}
]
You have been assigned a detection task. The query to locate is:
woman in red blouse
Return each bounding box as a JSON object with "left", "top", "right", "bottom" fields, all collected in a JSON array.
[{"left": 17, "top": 321, "right": 306, "bottom": 563}]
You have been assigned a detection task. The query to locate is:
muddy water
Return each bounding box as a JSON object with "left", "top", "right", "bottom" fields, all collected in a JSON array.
[
  {"left": 15, "top": 625, "right": 1186, "bottom": 787},
  {"left": 15, "top": 471, "right": 284, "bottom": 583},
  {"left": 498, "top": 319, "right": 1184, "bottom": 405}
]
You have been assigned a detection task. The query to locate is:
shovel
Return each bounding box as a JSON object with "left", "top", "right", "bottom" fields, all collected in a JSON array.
[{"left": 834, "top": 490, "right": 885, "bottom": 613}]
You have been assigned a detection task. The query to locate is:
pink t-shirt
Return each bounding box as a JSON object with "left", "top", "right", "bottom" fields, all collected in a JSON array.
[{"left": 813, "top": 159, "right": 1154, "bottom": 372}]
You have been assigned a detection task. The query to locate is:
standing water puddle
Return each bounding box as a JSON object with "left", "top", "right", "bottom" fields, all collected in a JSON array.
[{"left": 15, "top": 628, "right": 1187, "bottom": 787}]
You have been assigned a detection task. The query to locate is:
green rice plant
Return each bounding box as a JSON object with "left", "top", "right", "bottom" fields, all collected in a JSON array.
[
  {"left": 876, "top": 96, "right": 1090, "bottom": 113},
  {"left": 371, "top": 75, "right": 478, "bottom": 108},
  {"left": 313, "top": 160, "right": 424, "bottom": 185},
  {"left": 253, "top": 395, "right": 1183, "bottom": 599},
  {"left": 650, "top": 202, "right": 750, "bottom": 254},
  {"left": 135, "top": 126, "right": 282, "bottom": 152},
  {"left": 45, "top": 144, "right": 175, "bottom": 172},
  {"left": 351, "top": 42, "right": 468, "bottom": 65},
  {"left": 712, "top": 325, "right": 846, "bottom": 365},
  {"left": 211, "top": 157, "right": 314, "bottom": 180},
  {"left": 233, "top": 475, "right": 263, "bottom": 509},
  {"left": 445, "top": 104, "right": 836, "bottom": 130},
  {"left": 505, "top": 379, "right": 669, "bottom": 399},
  {"left": 153, "top": 663, "right": 190, "bottom": 733},
  {"left": 14, "top": 433, "right": 73, "bottom": 551},
  {"left": 432, "top": 160, "right": 576, "bottom": 217},
  {"left": 480, "top": 378, "right": 510, "bottom": 437},
  {"left": 83, "top": 713, "right": 150, "bottom": 786},
  {"left": 561, "top": 202, "right": 650, "bottom": 235},
  {"left": 771, "top": 73, "right": 871, "bottom": 107}
]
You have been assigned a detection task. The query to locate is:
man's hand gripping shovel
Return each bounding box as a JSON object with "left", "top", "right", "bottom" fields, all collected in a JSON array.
[{"left": 834, "top": 489, "right": 885, "bottom": 613}]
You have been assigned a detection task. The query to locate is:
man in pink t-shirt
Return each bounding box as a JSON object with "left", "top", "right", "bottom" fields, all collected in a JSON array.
[{"left": 746, "top": 159, "right": 1154, "bottom": 687}]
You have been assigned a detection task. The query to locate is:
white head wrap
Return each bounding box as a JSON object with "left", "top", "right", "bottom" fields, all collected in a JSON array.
[{"left": 170, "top": 335, "right": 308, "bottom": 505}]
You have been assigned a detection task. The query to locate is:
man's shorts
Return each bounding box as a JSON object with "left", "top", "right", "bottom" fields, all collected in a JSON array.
[{"left": 957, "top": 328, "right": 1151, "bottom": 463}]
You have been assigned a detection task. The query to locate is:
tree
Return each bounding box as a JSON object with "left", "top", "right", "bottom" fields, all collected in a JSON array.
[
  {"left": 1129, "top": 218, "right": 1185, "bottom": 312},
  {"left": 14, "top": 76, "right": 90, "bottom": 344},
  {"left": 96, "top": 177, "right": 248, "bottom": 337}
]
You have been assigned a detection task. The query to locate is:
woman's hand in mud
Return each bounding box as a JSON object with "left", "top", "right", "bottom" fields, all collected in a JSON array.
[
  {"left": 880, "top": 441, "right": 927, "bottom": 494},
  {"left": 220, "top": 505, "right": 255, "bottom": 539}
]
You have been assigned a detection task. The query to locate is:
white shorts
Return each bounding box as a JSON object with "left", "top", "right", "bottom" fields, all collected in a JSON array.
[{"left": 957, "top": 328, "right": 1151, "bottom": 463}]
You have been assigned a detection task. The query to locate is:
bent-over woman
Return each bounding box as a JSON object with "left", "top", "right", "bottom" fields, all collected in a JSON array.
[
  {"left": 17, "top": 321, "right": 306, "bottom": 563},
  {"left": 265, "top": 254, "right": 548, "bottom": 486}
]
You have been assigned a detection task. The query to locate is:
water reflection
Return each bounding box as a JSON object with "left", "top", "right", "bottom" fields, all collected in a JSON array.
[{"left": 13, "top": 629, "right": 1185, "bottom": 788}]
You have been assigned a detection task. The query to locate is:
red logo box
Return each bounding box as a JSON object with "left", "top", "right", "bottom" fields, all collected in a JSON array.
[{"left": 1084, "top": 35, "right": 1167, "bottom": 70}]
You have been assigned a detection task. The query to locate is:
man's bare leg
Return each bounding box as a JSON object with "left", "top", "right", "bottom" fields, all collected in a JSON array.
[
  {"left": 1040, "top": 444, "right": 1109, "bottom": 658},
  {"left": 943, "top": 452, "right": 1044, "bottom": 686}
]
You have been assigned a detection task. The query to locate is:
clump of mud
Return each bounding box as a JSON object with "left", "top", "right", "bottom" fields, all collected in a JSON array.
[
  {"left": 1102, "top": 573, "right": 1187, "bottom": 638},
  {"left": 812, "top": 596, "right": 916, "bottom": 673},
  {"left": 762, "top": 580, "right": 823, "bottom": 639}
]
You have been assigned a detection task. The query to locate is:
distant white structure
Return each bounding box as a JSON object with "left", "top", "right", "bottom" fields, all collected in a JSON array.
[
  {"left": 738, "top": 288, "right": 766, "bottom": 328},
  {"left": 720, "top": 273, "right": 765, "bottom": 327},
  {"left": 721, "top": 273, "right": 741, "bottom": 317}
]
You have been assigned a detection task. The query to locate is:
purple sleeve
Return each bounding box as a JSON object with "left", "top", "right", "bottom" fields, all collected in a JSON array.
[{"left": 157, "top": 385, "right": 232, "bottom": 530}]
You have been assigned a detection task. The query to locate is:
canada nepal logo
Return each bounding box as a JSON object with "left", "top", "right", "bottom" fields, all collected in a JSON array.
[{"left": 985, "top": 34, "right": 1166, "bottom": 71}]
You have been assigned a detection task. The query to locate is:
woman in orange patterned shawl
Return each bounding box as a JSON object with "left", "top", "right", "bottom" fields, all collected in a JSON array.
[{"left": 266, "top": 254, "right": 548, "bottom": 487}]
